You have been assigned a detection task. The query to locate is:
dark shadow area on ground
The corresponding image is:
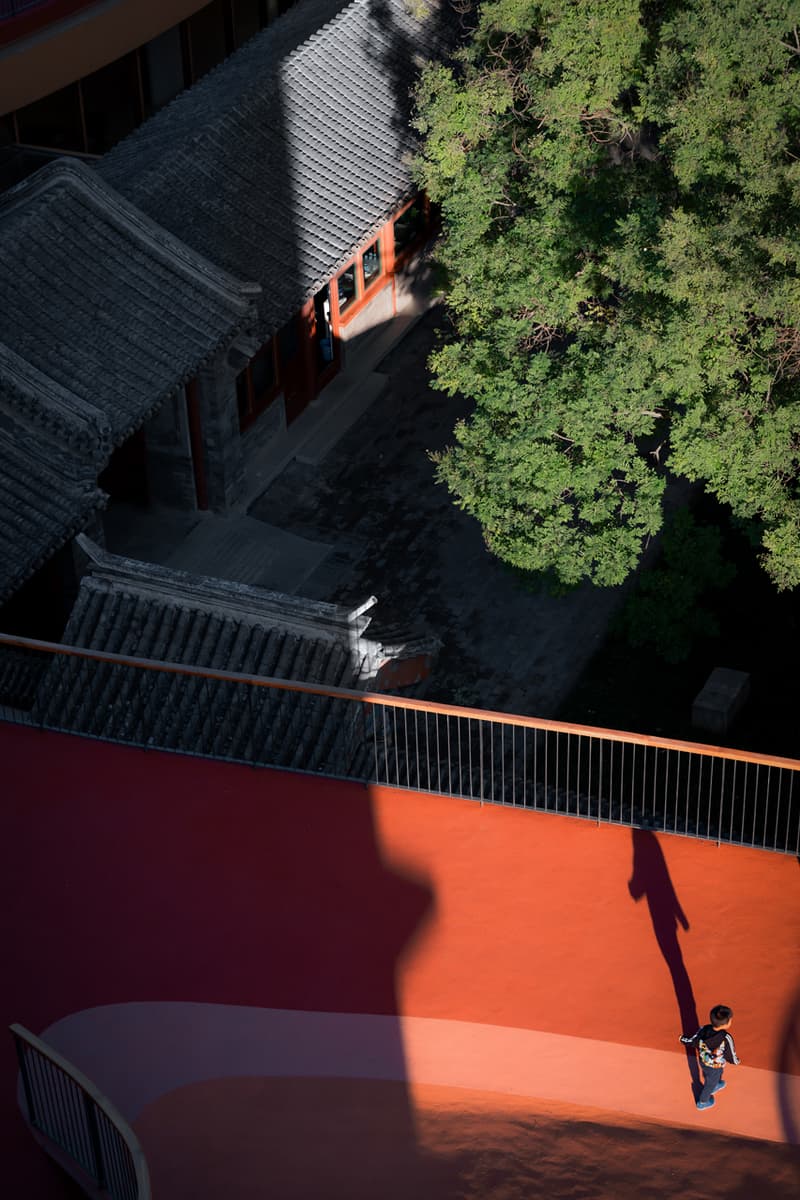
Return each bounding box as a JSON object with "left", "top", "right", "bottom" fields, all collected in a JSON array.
[
  {"left": 628, "top": 828, "right": 700, "bottom": 1092},
  {"left": 559, "top": 491, "right": 800, "bottom": 760}
]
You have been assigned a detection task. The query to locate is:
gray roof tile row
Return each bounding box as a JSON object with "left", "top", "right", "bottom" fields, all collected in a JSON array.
[
  {"left": 30, "top": 538, "right": 431, "bottom": 770},
  {"left": 0, "top": 158, "right": 261, "bottom": 601},
  {"left": 0, "top": 158, "right": 260, "bottom": 447},
  {"left": 0, "top": 397, "right": 105, "bottom": 602}
]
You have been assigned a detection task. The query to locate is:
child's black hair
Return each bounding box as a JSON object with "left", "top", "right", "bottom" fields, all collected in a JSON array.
[{"left": 710, "top": 1004, "right": 733, "bottom": 1026}]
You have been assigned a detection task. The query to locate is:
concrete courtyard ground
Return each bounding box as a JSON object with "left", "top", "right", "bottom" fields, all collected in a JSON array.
[{"left": 104, "top": 304, "right": 627, "bottom": 720}]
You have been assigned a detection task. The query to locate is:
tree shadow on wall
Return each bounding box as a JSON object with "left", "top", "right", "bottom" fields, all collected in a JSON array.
[{"left": 628, "top": 828, "right": 700, "bottom": 1095}]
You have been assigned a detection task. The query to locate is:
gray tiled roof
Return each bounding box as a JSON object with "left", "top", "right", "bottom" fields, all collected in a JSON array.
[
  {"left": 64, "top": 536, "right": 382, "bottom": 684},
  {"left": 32, "top": 537, "right": 428, "bottom": 773},
  {"left": 0, "top": 157, "right": 260, "bottom": 448},
  {"left": 0, "top": 396, "right": 105, "bottom": 603},
  {"left": 99, "top": 0, "right": 456, "bottom": 337}
]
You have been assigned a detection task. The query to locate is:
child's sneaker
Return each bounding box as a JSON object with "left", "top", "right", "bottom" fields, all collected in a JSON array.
[
  {"left": 696, "top": 1099, "right": 715, "bottom": 1110},
  {"left": 711, "top": 1081, "right": 726, "bottom": 1094}
]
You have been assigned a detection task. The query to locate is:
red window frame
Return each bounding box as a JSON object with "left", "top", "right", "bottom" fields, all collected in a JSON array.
[
  {"left": 330, "top": 227, "right": 392, "bottom": 328},
  {"left": 391, "top": 193, "right": 431, "bottom": 268}
]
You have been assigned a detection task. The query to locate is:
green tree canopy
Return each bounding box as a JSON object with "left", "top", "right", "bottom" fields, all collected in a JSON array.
[{"left": 414, "top": 0, "right": 800, "bottom": 588}]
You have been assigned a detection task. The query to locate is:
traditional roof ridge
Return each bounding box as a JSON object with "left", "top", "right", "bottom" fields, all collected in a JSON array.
[
  {"left": 0, "top": 343, "right": 112, "bottom": 458},
  {"left": 0, "top": 156, "right": 263, "bottom": 450},
  {"left": 75, "top": 533, "right": 379, "bottom": 648},
  {"left": 0, "top": 157, "right": 261, "bottom": 314}
]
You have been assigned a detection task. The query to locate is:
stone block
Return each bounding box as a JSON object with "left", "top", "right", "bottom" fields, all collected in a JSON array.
[{"left": 691, "top": 668, "right": 750, "bottom": 735}]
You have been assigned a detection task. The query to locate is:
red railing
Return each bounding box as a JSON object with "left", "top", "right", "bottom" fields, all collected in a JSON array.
[{"left": 1, "top": 630, "right": 798, "bottom": 853}]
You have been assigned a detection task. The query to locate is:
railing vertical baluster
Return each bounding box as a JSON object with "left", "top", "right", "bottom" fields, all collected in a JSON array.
[
  {"left": 403, "top": 707, "right": 410, "bottom": 788},
  {"left": 391, "top": 707, "right": 399, "bottom": 787},
  {"left": 425, "top": 710, "right": 431, "bottom": 792},
  {"left": 14, "top": 1038, "right": 37, "bottom": 1127},
  {"left": 597, "top": 738, "right": 603, "bottom": 823},
  {"left": 772, "top": 768, "right": 783, "bottom": 852},
  {"left": 706, "top": 757, "right": 714, "bottom": 839},
  {"left": 752, "top": 764, "right": 762, "bottom": 846},
  {"left": 608, "top": 739, "right": 614, "bottom": 824},
  {"left": 446, "top": 712, "right": 452, "bottom": 797},
  {"left": 556, "top": 724, "right": 563, "bottom": 811},
  {"left": 672, "top": 750, "right": 680, "bottom": 836},
  {"left": 83, "top": 1090, "right": 106, "bottom": 1188},
  {"left": 651, "top": 745, "right": 656, "bottom": 822},
  {"left": 370, "top": 702, "right": 378, "bottom": 783},
  {"left": 740, "top": 762, "right": 750, "bottom": 844},
  {"left": 729, "top": 759, "right": 737, "bottom": 844},
  {"left": 544, "top": 730, "right": 549, "bottom": 810},
  {"left": 575, "top": 732, "right": 580, "bottom": 816}
]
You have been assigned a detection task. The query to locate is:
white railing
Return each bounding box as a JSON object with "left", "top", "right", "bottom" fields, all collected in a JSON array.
[{"left": 10, "top": 1023, "right": 150, "bottom": 1200}]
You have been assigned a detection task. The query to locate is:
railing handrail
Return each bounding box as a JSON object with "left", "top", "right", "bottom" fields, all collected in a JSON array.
[
  {"left": 1, "top": 630, "right": 799, "bottom": 772},
  {"left": 10, "top": 1022, "right": 151, "bottom": 1199}
]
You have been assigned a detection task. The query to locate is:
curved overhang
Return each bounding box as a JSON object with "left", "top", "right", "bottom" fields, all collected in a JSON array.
[{"left": 1, "top": 0, "right": 211, "bottom": 115}]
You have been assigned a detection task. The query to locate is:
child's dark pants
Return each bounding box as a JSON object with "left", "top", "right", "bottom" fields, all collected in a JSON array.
[{"left": 698, "top": 1066, "right": 724, "bottom": 1105}]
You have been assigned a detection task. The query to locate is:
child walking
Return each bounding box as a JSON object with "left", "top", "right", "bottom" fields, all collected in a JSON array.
[{"left": 680, "top": 1004, "right": 740, "bottom": 1109}]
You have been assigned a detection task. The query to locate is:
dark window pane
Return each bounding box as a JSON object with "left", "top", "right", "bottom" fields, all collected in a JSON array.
[
  {"left": 337, "top": 264, "right": 357, "bottom": 314},
  {"left": 233, "top": 0, "right": 262, "bottom": 44},
  {"left": 188, "top": 0, "right": 228, "bottom": 82},
  {"left": 82, "top": 52, "right": 141, "bottom": 154},
  {"left": 251, "top": 341, "right": 275, "bottom": 403},
  {"left": 361, "top": 239, "right": 381, "bottom": 288},
  {"left": 393, "top": 200, "right": 426, "bottom": 254},
  {"left": 16, "top": 81, "right": 83, "bottom": 152},
  {"left": 142, "top": 25, "right": 185, "bottom": 115}
]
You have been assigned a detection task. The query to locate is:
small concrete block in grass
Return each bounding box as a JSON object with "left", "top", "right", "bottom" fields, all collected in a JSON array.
[{"left": 691, "top": 668, "right": 750, "bottom": 735}]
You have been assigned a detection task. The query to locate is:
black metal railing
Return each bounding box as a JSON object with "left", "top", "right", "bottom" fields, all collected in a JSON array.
[
  {"left": 1, "top": 632, "right": 798, "bottom": 854},
  {"left": 10, "top": 1024, "right": 150, "bottom": 1200}
]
